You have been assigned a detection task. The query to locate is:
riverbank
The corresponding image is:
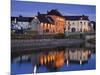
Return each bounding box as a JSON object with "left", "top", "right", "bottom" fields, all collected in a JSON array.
[
  {"left": 11, "top": 32, "right": 95, "bottom": 54},
  {"left": 11, "top": 32, "right": 95, "bottom": 39},
  {"left": 11, "top": 39, "right": 84, "bottom": 52}
]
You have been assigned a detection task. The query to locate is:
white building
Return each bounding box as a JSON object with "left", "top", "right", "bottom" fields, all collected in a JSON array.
[
  {"left": 30, "top": 12, "right": 55, "bottom": 35},
  {"left": 30, "top": 16, "right": 40, "bottom": 31},
  {"left": 64, "top": 15, "right": 90, "bottom": 32},
  {"left": 11, "top": 16, "right": 33, "bottom": 30},
  {"left": 89, "top": 21, "right": 96, "bottom": 32}
]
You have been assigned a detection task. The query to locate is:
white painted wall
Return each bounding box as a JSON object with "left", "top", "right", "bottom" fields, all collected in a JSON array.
[
  {"left": 30, "top": 17, "right": 40, "bottom": 31},
  {"left": 17, "top": 22, "right": 30, "bottom": 29},
  {"left": 65, "top": 20, "right": 89, "bottom": 32}
]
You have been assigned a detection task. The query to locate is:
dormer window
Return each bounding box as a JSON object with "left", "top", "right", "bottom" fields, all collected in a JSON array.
[
  {"left": 80, "top": 17, "right": 82, "bottom": 20},
  {"left": 84, "top": 22, "right": 86, "bottom": 25},
  {"left": 34, "top": 16, "right": 37, "bottom": 19}
]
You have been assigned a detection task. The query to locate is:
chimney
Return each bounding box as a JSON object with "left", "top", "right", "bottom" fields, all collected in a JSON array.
[
  {"left": 47, "top": 10, "right": 49, "bottom": 14},
  {"left": 19, "top": 15, "right": 23, "bottom": 18},
  {"left": 38, "top": 12, "right": 40, "bottom": 16}
]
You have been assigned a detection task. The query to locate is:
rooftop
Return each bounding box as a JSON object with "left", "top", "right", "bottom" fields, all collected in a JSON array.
[
  {"left": 11, "top": 16, "right": 33, "bottom": 22},
  {"left": 64, "top": 15, "right": 89, "bottom": 20},
  {"left": 37, "top": 13, "right": 54, "bottom": 24},
  {"left": 47, "top": 9, "right": 63, "bottom": 17}
]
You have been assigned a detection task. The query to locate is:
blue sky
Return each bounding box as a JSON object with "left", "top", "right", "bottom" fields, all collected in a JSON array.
[{"left": 11, "top": 1, "right": 96, "bottom": 21}]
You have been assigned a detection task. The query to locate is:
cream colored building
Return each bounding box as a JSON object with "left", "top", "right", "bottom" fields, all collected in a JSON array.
[
  {"left": 64, "top": 48, "right": 91, "bottom": 65},
  {"left": 64, "top": 15, "right": 90, "bottom": 32}
]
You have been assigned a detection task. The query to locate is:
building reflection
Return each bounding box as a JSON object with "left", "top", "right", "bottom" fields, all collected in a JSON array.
[
  {"left": 65, "top": 48, "right": 91, "bottom": 65},
  {"left": 39, "top": 48, "right": 91, "bottom": 68},
  {"left": 12, "top": 48, "right": 92, "bottom": 71}
]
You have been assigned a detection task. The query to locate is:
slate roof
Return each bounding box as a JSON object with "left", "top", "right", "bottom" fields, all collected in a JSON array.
[
  {"left": 11, "top": 16, "right": 33, "bottom": 22},
  {"left": 64, "top": 15, "right": 89, "bottom": 20},
  {"left": 47, "top": 9, "right": 63, "bottom": 17},
  {"left": 37, "top": 14, "right": 54, "bottom": 24},
  {"left": 90, "top": 21, "right": 96, "bottom": 24}
]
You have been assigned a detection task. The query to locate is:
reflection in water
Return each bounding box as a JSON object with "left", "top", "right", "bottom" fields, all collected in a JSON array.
[
  {"left": 12, "top": 54, "right": 31, "bottom": 63},
  {"left": 11, "top": 47, "right": 95, "bottom": 74},
  {"left": 38, "top": 48, "right": 92, "bottom": 70},
  {"left": 65, "top": 48, "right": 91, "bottom": 65},
  {"left": 39, "top": 51, "right": 65, "bottom": 68}
]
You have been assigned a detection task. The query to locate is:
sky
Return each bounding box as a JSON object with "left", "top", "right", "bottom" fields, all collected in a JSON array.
[{"left": 11, "top": 0, "right": 96, "bottom": 21}]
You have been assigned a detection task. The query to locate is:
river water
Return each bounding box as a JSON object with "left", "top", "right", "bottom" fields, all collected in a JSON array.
[{"left": 11, "top": 46, "right": 96, "bottom": 74}]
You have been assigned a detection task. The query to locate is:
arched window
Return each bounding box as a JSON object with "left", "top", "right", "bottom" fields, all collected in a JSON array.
[
  {"left": 71, "top": 28, "right": 76, "bottom": 32},
  {"left": 80, "top": 22, "right": 82, "bottom": 24}
]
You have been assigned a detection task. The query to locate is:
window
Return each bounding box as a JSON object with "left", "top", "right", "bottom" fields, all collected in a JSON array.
[
  {"left": 73, "top": 22, "right": 74, "bottom": 25},
  {"left": 68, "top": 21, "right": 70, "bottom": 25},
  {"left": 84, "top": 22, "right": 86, "bottom": 25},
  {"left": 80, "top": 22, "right": 82, "bottom": 24},
  {"left": 47, "top": 17, "right": 52, "bottom": 23}
]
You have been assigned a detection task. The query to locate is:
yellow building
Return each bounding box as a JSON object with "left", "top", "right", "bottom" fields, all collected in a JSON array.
[{"left": 47, "top": 9, "right": 65, "bottom": 34}]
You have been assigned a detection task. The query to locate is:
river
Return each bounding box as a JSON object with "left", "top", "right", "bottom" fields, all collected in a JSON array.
[{"left": 11, "top": 45, "right": 96, "bottom": 75}]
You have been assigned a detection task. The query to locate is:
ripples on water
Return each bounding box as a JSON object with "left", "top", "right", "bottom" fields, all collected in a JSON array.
[{"left": 11, "top": 47, "right": 96, "bottom": 74}]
